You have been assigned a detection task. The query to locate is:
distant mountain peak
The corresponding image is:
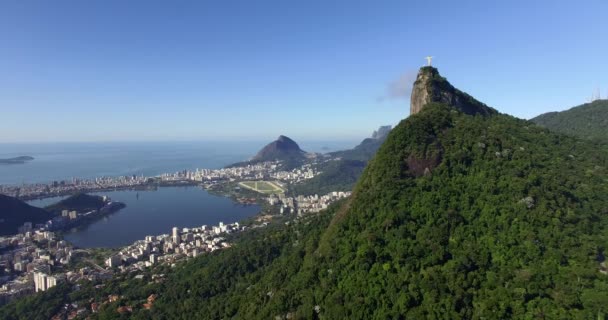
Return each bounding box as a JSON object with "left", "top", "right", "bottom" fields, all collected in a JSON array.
[
  {"left": 371, "top": 125, "right": 392, "bottom": 140},
  {"left": 251, "top": 135, "right": 305, "bottom": 162},
  {"left": 410, "top": 66, "right": 496, "bottom": 116},
  {"left": 328, "top": 125, "right": 392, "bottom": 161}
]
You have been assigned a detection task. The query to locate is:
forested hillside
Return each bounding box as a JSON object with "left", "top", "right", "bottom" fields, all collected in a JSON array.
[
  {"left": 290, "top": 159, "right": 366, "bottom": 196},
  {"left": 3, "top": 69, "right": 608, "bottom": 319},
  {"left": 531, "top": 99, "right": 608, "bottom": 142},
  {"left": 137, "top": 102, "right": 608, "bottom": 319}
]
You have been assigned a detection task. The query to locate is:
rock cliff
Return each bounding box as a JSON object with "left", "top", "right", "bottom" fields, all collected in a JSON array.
[{"left": 410, "top": 66, "right": 496, "bottom": 116}]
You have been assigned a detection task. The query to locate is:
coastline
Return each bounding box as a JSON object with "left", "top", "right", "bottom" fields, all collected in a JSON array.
[
  {"left": 16, "top": 180, "right": 199, "bottom": 202},
  {"left": 0, "top": 159, "right": 351, "bottom": 306}
]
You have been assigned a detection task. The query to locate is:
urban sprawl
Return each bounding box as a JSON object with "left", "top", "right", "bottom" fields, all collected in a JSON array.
[{"left": 0, "top": 160, "right": 351, "bottom": 307}]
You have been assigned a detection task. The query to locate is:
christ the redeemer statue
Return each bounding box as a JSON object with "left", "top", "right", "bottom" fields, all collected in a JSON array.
[{"left": 425, "top": 56, "right": 433, "bottom": 66}]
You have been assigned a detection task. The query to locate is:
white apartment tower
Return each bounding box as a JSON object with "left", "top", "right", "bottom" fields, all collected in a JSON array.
[
  {"left": 172, "top": 227, "right": 181, "bottom": 244},
  {"left": 34, "top": 272, "right": 58, "bottom": 292}
]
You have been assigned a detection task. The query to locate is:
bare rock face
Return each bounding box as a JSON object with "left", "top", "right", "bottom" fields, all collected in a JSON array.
[
  {"left": 409, "top": 68, "right": 434, "bottom": 116},
  {"left": 409, "top": 67, "right": 496, "bottom": 116}
]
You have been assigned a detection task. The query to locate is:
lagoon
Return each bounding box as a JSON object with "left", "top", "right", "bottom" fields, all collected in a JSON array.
[{"left": 30, "top": 186, "right": 260, "bottom": 248}]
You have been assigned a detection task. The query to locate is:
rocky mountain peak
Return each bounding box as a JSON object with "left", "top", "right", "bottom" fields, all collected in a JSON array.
[{"left": 409, "top": 66, "right": 496, "bottom": 116}]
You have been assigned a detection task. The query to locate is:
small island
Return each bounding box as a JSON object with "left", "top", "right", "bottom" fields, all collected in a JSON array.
[{"left": 0, "top": 156, "right": 34, "bottom": 164}]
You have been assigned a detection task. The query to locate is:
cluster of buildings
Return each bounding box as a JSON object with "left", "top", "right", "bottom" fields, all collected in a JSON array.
[
  {"left": 0, "top": 158, "right": 349, "bottom": 307},
  {"left": 46, "top": 200, "right": 124, "bottom": 232},
  {"left": 184, "top": 161, "right": 317, "bottom": 184},
  {"left": 50, "top": 291, "right": 160, "bottom": 318},
  {"left": 267, "top": 191, "right": 352, "bottom": 215},
  {"left": 0, "top": 175, "right": 148, "bottom": 200},
  {"left": 104, "top": 221, "right": 248, "bottom": 272},
  {"left": 165, "top": 162, "right": 279, "bottom": 182},
  {"left": 0, "top": 196, "right": 126, "bottom": 304},
  {"left": 50, "top": 302, "right": 91, "bottom": 320},
  {"left": 0, "top": 161, "right": 319, "bottom": 201},
  {"left": 270, "top": 163, "right": 316, "bottom": 183},
  {"left": 0, "top": 229, "right": 74, "bottom": 303},
  {"left": 33, "top": 271, "right": 60, "bottom": 292},
  {"left": 0, "top": 217, "right": 263, "bottom": 305}
]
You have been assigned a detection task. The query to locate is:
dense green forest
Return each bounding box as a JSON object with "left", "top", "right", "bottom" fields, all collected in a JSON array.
[
  {"left": 531, "top": 99, "right": 608, "bottom": 142},
  {"left": 3, "top": 70, "right": 608, "bottom": 319},
  {"left": 290, "top": 159, "right": 366, "bottom": 196},
  {"left": 139, "top": 103, "right": 607, "bottom": 319}
]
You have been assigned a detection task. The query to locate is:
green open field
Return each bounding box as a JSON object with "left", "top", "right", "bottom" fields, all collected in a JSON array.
[{"left": 238, "top": 181, "right": 285, "bottom": 194}]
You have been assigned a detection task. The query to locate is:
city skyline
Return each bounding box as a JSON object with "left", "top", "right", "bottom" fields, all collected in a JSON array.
[{"left": 1, "top": 1, "right": 607, "bottom": 143}]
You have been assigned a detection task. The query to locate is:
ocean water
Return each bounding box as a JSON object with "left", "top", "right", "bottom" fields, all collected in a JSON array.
[
  {"left": 0, "top": 140, "right": 357, "bottom": 185},
  {"left": 0, "top": 141, "right": 257, "bottom": 185}
]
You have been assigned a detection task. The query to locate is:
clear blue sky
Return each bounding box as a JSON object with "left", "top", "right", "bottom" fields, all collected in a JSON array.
[{"left": 1, "top": 0, "right": 607, "bottom": 143}]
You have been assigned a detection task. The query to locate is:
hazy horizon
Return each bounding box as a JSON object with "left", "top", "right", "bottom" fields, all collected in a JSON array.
[{"left": 0, "top": 137, "right": 364, "bottom": 147}]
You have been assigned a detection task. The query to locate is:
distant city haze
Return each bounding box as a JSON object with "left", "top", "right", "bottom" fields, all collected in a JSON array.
[
  {"left": 0, "top": 140, "right": 357, "bottom": 185},
  {"left": 1, "top": 1, "right": 607, "bottom": 142}
]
